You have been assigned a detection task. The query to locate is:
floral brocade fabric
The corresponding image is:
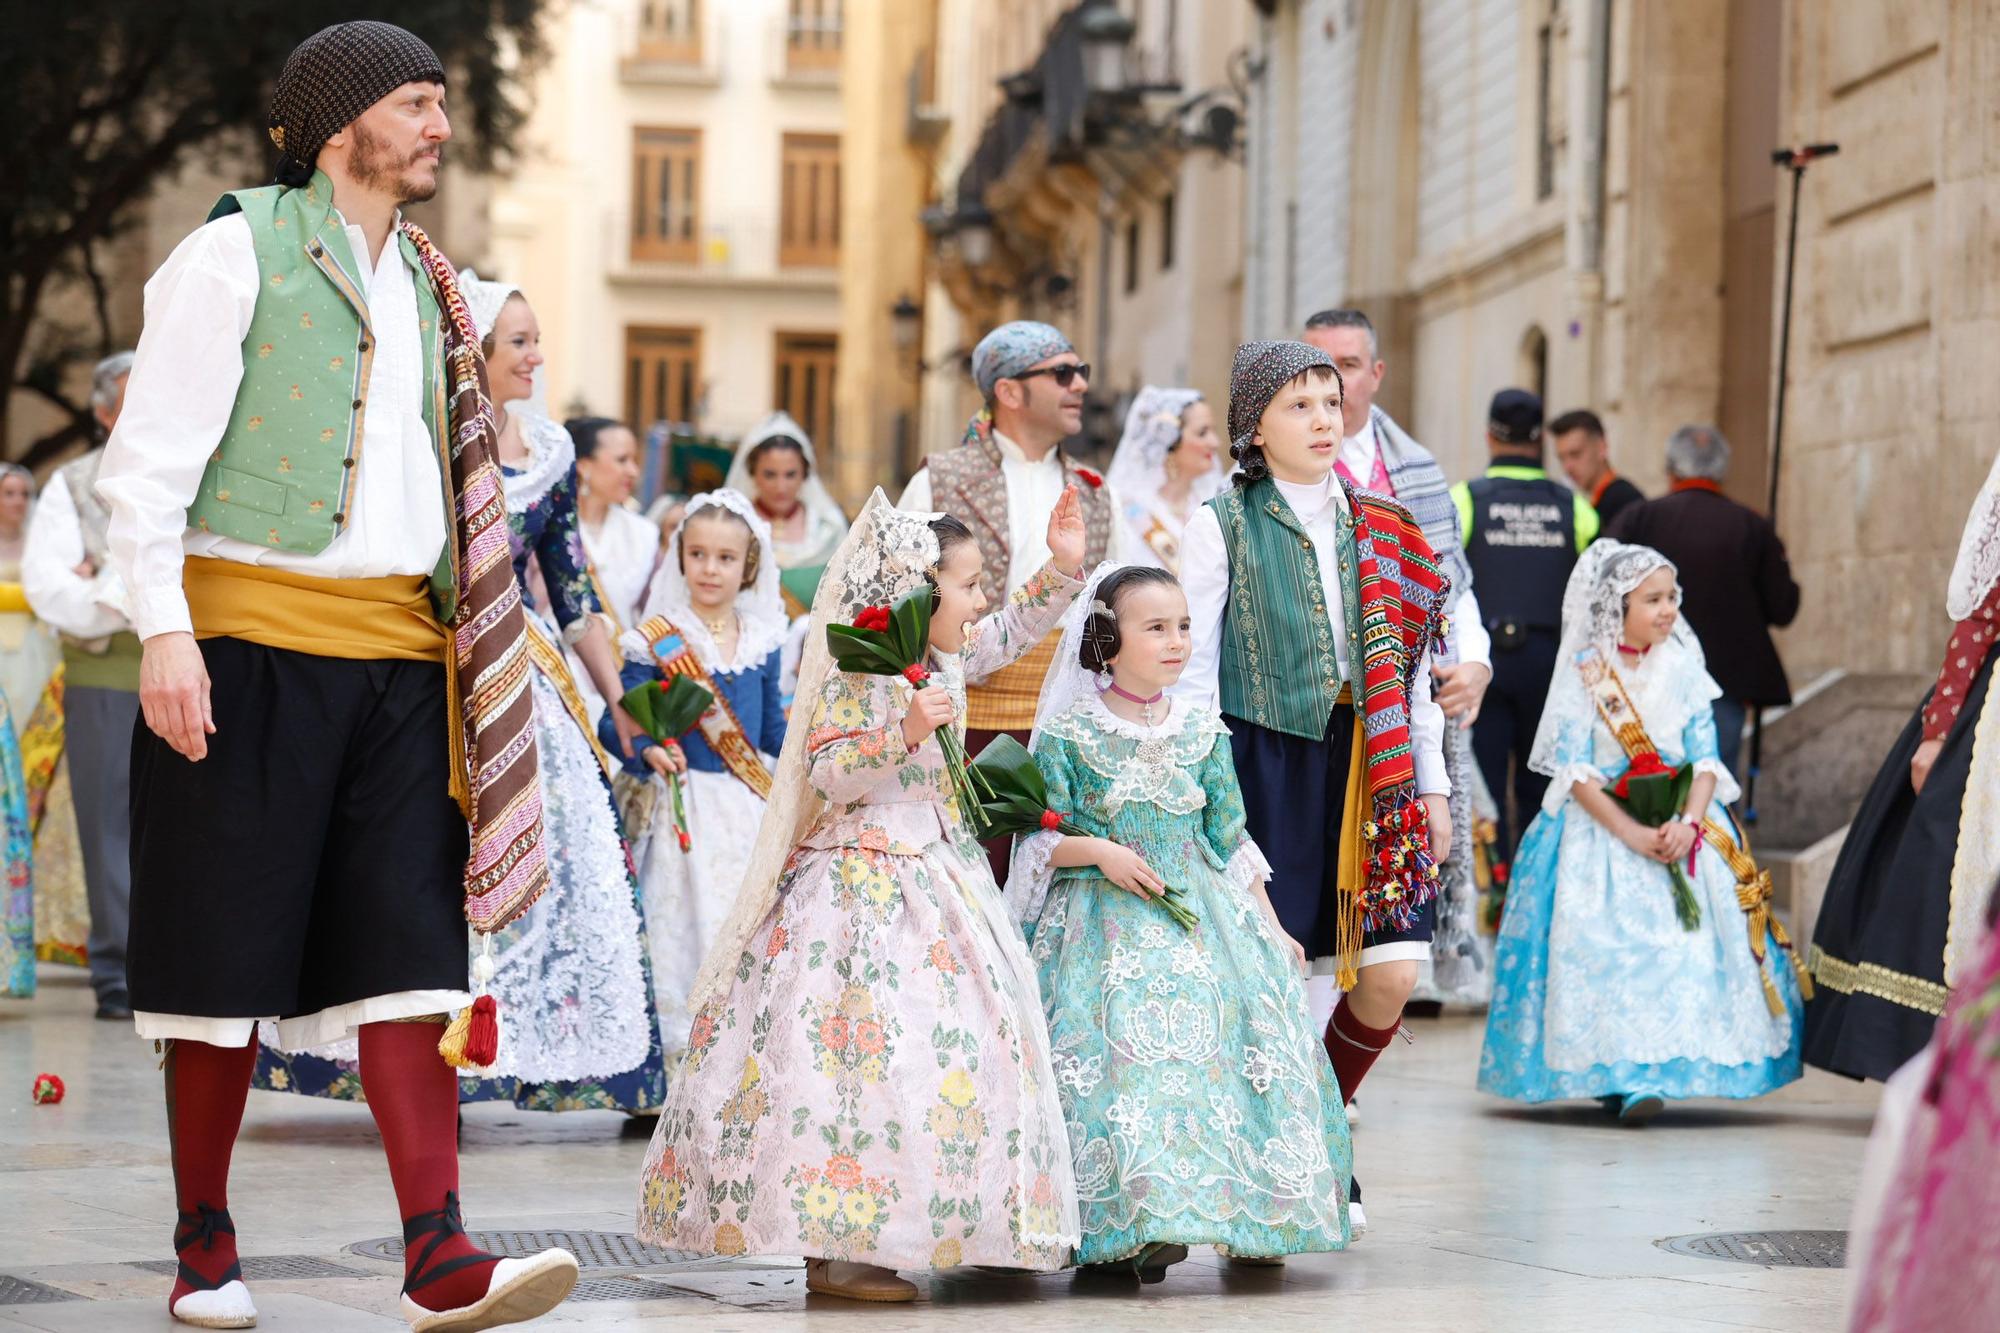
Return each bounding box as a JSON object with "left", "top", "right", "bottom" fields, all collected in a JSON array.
[
  {"left": 636, "top": 564, "right": 1082, "bottom": 1269},
  {"left": 1016, "top": 696, "right": 1351, "bottom": 1263}
]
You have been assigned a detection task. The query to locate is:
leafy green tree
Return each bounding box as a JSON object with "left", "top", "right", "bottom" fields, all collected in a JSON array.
[{"left": 0, "top": 1, "right": 547, "bottom": 465}]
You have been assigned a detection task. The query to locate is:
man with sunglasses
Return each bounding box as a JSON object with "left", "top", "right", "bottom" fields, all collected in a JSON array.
[{"left": 899, "top": 320, "right": 1126, "bottom": 882}]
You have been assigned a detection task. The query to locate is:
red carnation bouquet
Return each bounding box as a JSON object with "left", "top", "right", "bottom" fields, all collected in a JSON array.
[
  {"left": 1603, "top": 749, "right": 1700, "bottom": 929},
  {"left": 827, "top": 589, "right": 983, "bottom": 831},
  {"left": 968, "top": 734, "right": 1197, "bottom": 930},
  {"left": 622, "top": 675, "right": 715, "bottom": 853}
]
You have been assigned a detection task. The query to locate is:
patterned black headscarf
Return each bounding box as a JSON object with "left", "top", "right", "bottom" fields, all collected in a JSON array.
[
  {"left": 1225, "top": 339, "right": 1341, "bottom": 456},
  {"left": 269, "top": 22, "right": 445, "bottom": 184}
]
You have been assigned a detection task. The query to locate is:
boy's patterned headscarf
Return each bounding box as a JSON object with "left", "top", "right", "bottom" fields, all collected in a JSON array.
[{"left": 1226, "top": 339, "right": 1340, "bottom": 456}]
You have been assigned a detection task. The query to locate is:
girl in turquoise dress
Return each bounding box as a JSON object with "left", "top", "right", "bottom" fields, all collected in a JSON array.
[{"left": 1011, "top": 564, "right": 1351, "bottom": 1278}]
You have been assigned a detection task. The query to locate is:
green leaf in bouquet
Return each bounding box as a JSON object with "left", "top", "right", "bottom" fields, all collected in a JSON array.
[
  {"left": 890, "top": 587, "right": 932, "bottom": 665},
  {"left": 653, "top": 674, "right": 714, "bottom": 738},
  {"left": 968, "top": 734, "right": 1047, "bottom": 796},
  {"left": 620, "top": 680, "right": 667, "bottom": 738},
  {"left": 620, "top": 675, "right": 713, "bottom": 744}
]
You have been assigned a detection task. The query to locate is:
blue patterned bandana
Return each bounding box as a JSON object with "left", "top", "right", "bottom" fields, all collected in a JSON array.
[{"left": 971, "top": 321, "right": 1075, "bottom": 397}]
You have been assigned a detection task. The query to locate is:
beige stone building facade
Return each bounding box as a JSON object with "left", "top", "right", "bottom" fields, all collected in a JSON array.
[
  {"left": 490, "top": 0, "right": 845, "bottom": 485},
  {"left": 834, "top": 0, "right": 1252, "bottom": 502},
  {"left": 1244, "top": 0, "right": 1997, "bottom": 700}
]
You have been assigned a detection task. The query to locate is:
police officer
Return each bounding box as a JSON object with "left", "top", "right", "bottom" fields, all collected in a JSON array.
[{"left": 1449, "top": 389, "right": 1597, "bottom": 854}]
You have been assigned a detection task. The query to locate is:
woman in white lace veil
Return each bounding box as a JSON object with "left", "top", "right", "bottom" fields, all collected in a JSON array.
[
  {"left": 1481, "top": 538, "right": 1802, "bottom": 1120},
  {"left": 1103, "top": 388, "right": 1221, "bottom": 571}
]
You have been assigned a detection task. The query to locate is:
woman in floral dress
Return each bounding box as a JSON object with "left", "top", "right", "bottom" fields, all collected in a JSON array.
[{"left": 637, "top": 488, "right": 1086, "bottom": 1301}]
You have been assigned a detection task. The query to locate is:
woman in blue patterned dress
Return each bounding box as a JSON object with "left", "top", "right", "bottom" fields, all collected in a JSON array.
[
  {"left": 257, "top": 278, "right": 667, "bottom": 1113},
  {"left": 1011, "top": 564, "right": 1351, "bottom": 1278},
  {"left": 1478, "top": 542, "right": 1802, "bottom": 1121}
]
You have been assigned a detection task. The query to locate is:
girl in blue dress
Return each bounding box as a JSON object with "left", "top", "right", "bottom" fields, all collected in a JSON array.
[
  {"left": 1011, "top": 564, "right": 1351, "bottom": 1278},
  {"left": 1478, "top": 541, "right": 1803, "bottom": 1121},
  {"left": 602, "top": 489, "right": 788, "bottom": 1064}
]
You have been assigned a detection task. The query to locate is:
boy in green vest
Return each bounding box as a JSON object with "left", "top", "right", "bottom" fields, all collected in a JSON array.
[
  {"left": 97, "top": 22, "right": 577, "bottom": 1331},
  {"left": 1176, "top": 340, "right": 1454, "bottom": 1232}
]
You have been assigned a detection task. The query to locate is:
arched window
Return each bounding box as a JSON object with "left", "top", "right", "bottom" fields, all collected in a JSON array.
[{"left": 1519, "top": 325, "right": 1549, "bottom": 406}]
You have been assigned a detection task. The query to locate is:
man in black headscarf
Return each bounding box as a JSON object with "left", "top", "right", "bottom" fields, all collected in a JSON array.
[{"left": 96, "top": 22, "right": 578, "bottom": 1331}]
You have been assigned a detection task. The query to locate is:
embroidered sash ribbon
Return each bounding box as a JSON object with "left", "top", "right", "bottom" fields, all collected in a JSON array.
[
  {"left": 1578, "top": 649, "right": 1813, "bottom": 1014},
  {"left": 637, "top": 615, "right": 773, "bottom": 799}
]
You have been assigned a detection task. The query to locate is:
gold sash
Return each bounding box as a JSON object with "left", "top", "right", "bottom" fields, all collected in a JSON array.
[
  {"left": 636, "top": 615, "right": 773, "bottom": 799},
  {"left": 1578, "top": 648, "right": 1812, "bottom": 1015}
]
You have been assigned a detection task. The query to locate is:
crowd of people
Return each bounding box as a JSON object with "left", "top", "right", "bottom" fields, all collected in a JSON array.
[{"left": 2, "top": 21, "right": 1994, "bottom": 1333}]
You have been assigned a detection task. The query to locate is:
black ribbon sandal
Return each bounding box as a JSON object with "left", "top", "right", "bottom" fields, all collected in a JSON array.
[
  {"left": 400, "top": 1192, "right": 496, "bottom": 1301},
  {"left": 173, "top": 1203, "right": 243, "bottom": 1294}
]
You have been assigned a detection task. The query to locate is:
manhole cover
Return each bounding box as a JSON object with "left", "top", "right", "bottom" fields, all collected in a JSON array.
[
  {"left": 567, "top": 1275, "right": 704, "bottom": 1303},
  {"left": 0, "top": 1275, "right": 85, "bottom": 1305},
  {"left": 1658, "top": 1231, "right": 1846, "bottom": 1268},
  {"left": 349, "top": 1230, "right": 695, "bottom": 1270},
  {"left": 127, "top": 1255, "right": 375, "bottom": 1281}
]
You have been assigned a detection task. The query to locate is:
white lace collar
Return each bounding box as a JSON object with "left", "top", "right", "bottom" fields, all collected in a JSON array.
[
  {"left": 621, "top": 603, "right": 788, "bottom": 674},
  {"left": 501, "top": 410, "right": 574, "bottom": 513}
]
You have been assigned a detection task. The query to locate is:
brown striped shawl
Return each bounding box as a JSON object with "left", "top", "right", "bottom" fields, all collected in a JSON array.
[{"left": 402, "top": 222, "right": 550, "bottom": 933}]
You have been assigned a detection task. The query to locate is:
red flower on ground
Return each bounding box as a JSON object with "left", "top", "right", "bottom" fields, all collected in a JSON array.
[
  {"left": 1074, "top": 467, "right": 1103, "bottom": 489},
  {"left": 31, "top": 1073, "right": 63, "bottom": 1105}
]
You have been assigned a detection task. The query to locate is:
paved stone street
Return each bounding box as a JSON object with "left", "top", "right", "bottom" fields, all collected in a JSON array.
[{"left": 2, "top": 965, "right": 1878, "bottom": 1332}]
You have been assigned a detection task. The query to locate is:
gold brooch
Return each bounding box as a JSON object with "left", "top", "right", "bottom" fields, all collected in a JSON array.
[{"left": 269, "top": 125, "right": 285, "bottom": 150}]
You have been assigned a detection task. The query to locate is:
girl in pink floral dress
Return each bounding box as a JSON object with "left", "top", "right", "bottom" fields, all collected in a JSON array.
[{"left": 637, "top": 487, "right": 1086, "bottom": 1301}]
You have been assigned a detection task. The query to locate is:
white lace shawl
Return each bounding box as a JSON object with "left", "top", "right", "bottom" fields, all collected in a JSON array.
[
  {"left": 502, "top": 409, "right": 575, "bottom": 513},
  {"left": 1947, "top": 449, "right": 2000, "bottom": 619}
]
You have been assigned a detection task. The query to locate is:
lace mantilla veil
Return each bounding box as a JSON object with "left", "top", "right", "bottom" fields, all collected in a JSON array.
[
  {"left": 1527, "top": 540, "right": 1705, "bottom": 781},
  {"left": 1003, "top": 563, "right": 1123, "bottom": 924},
  {"left": 1103, "top": 388, "right": 1216, "bottom": 524},
  {"left": 638, "top": 488, "right": 788, "bottom": 666},
  {"left": 1947, "top": 449, "right": 2000, "bottom": 620},
  {"left": 686, "top": 489, "right": 942, "bottom": 1011}
]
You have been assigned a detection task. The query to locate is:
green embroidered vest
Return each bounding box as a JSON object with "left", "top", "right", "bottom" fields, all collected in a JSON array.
[
  {"left": 190, "top": 172, "right": 456, "bottom": 616},
  {"left": 1211, "top": 478, "right": 1364, "bottom": 741}
]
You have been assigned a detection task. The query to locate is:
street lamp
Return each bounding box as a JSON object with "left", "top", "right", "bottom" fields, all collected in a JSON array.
[
  {"left": 954, "top": 203, "right": 995, "bottom": 267},
  {"left": 889, "top": 294, "right": 922, "bottom": 353},
  {"left": 1078, "top": 2, "right": 1136, "bottom": 99}
]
